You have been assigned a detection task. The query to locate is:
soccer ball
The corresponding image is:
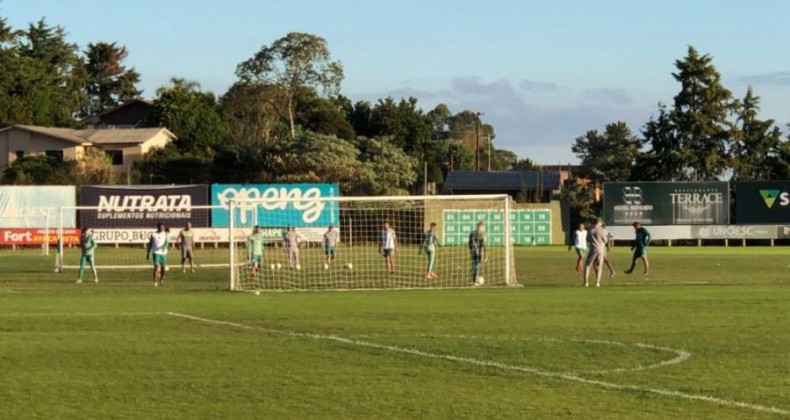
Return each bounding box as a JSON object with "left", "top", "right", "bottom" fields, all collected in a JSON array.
[
  {"left": 324, "top": 263, "right": 329, "bottom": 270},
  {"left": 275, "top": 263, "right": 282, "bottom": 270},
  {"left": 254, "top": 291, "right": 260, "bottom": 296},
  {"left": 295, "top": 264, "right": 301, "bottom": 270},
  {"left": 269, "top": 263, "right": 275, "bottom": 270},
  {"left": 476, "top": 276, "right": 485, "bottom": 286},
  {"left": 346, "top": 262, "right": 353, "bottom": 270}
]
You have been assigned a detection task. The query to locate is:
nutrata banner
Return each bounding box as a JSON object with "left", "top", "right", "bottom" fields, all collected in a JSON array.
[
  {"left": 79, "top": 185, "right": 209, "bottom": 228},
  {"left": 211, "top": 184, "right": 339, "bottom": 228},
  {"left": 0, "top": 228, "right": 80, "bottom": 245},
  {"left": 734, "top": 181, "right": 790, "bottom": 224},
  {"left": 603, "top": 182, "right": 730, "bottom": 226}
]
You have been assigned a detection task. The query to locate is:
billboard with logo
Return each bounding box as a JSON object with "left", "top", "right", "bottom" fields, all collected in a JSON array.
[
  {"left": 79, "top": 185, "right": 210, "bottom": 228},
  {"left": 0, "top": 186, "right": 76, "bottom": 228},
  {"left": 603, "top": 182, "right": 729, "bottom": 225},
  {"left": 211, "top": 184, "right": 340, "bottom": 228},
  {"left": 734, "top": 181, "right": 790, "bottom": 224}
]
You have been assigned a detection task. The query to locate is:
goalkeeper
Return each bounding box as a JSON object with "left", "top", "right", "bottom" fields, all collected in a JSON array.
[
  {"left": 468, "top": 220, "right": 486, "bottom": 285},
  {"left": 76, "top": 227, "right": 98, "bottom": 284},
  {"left": 248, "top": 225, "right": 265, "bottom": 277},
  {"left": 419, "top": 222, "right": 441, "bottom": 280}
]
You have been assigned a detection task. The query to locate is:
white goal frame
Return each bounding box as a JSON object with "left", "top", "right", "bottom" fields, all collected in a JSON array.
[{"left": 228, "top": 194, "right": 516, "bottom": 291}]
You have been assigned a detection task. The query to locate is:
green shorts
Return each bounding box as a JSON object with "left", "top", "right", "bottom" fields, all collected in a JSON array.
[
  {"left": 251, "top": 254, "right": 263, "bottom": 265},
  {"left": 153, "top": 254, "right": 167, "bottom": 267},
  {"left": 633, "top": 247, "right": 647, "bottom": 258},
  {"left": 575, "top": 247, "right": 586, "bottom": 258}
]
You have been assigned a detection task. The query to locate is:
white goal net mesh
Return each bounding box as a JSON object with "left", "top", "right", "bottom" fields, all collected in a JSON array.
[{"left": 229, "top": 195, "right": 516, "bottom": 291}]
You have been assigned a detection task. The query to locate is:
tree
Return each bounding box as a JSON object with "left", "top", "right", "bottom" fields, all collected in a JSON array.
[
  {"left": 732, "top": 87, "right": 789, "bottom": 180},
  {"left": 221, "top": 81, "right": 287, "bottom": 148},
  {"left": 76, "top": 148, "right": 116, "bottom": 184},
  {"left": 297, "top": 93, "right": 355, "bottom": 140},
  {"left": 145, "top": 78, "right": 228, "bottom": 154},
  {"left": 670, "top": 46, "right": 738, "bottom": 180},
  {"left": 236, "top": 32, "right": 343, "bottom": 140},
  {"left": 356, "top": 137, "right": 419, "bottom": 195},
  {"left": 83, "top": 42, "right": 141, "bottom": 115},
  {"left": 2, "top": 19, "right": 86, "bottom": 126},
  {"left": 1, "top": 155, "right": 74, "bottom": 185},
  {"left": 490, "top": 149, "right": 519, "bottom": 171},
  {"left": 572, "top": 121, "right": 640, "bottom": 183},
  {"left": 511, "top": 157, "right": 539, "bottom": 171}
]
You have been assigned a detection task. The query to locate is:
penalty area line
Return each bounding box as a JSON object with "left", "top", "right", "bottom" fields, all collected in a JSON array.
[{"left": 166, "top": 312, "right": 788, "bottom": 417}]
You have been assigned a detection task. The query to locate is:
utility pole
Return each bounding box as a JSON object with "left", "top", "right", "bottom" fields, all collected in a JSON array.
[
  {"left": 475, "top": 112, "right": 483, "bottom": 171},
  {"left": 487, "top": 133, "right": 492, "bottom": 171}
]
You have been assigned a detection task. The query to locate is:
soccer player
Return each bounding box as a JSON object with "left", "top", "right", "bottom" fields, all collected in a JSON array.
[
  {"left": 283, "top": 226, "right": 302, "bottom": 269},
  {"left": 146, "top": 223, "right": 169, "bottom": 287},
  {"left": 177, "top": 221, "right": 196, "bottom": 273},
  {"left": 323, "top": 225, "right": 339, "bottom": 268},
  {"left": 419, "top": 222, "right": 441, "bottom": 280},
  {"left": 380, "top": 222, "right": 397, "bottom": 274},
  {"left": 468, "top": 220, "right": 485, "bottom": 285},
  {"left": 600, "top": 223, "right": 616, "bottom": 278},
  {"left": 582, "top": 218, "right": 609, "bottom": 287},
  {"left": 248, "top": 225, "right": 265, "bottom": 277},
  {"left": 76, "top": 227, "right": 98, "bottom": 283},
  {"left": 625, "top": 221, "right": 651, "bottom": 275},
  {"left": 571, "top": 222, "right": 588, "bottom": 273}
]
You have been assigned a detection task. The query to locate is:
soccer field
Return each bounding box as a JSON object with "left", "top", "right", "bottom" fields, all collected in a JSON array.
[{"left": 1, "top": 246, "right": 788, "bottom": 419}]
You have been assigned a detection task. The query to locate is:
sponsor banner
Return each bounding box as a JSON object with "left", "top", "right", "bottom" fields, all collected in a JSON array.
[
  {"left": 603, "top": 182, "right": 729, "bottom": 226},
  {"left": 79, "top": 185, "right": 209, "bottom": 228},
  {"left": 606, "top": 225, "right": 692, "bottom": 241},
  {"left": 691, "top": 225, "right": 776, "bottom": 239},
  {"left": 211, "top": 184, "right": 340, "bottom": 228},
  {"left": 734, "top": 181, "right": 790, "bottom": 224},
  {"left": 0, "top": 186, "right": 76, "bottom": 228},
  {"left": 0, "top": 228, "right": 80, "bottom": 245},
  {"left": 777, "top": 225, "right": 790, "bottom": 239},
  {"left": 89, "top": 228, "right": 280, "bottom": 244}
]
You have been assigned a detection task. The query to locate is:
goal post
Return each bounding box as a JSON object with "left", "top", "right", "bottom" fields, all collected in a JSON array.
[{"left": 228, "top": 194, "right": 517, "bottom": 291}]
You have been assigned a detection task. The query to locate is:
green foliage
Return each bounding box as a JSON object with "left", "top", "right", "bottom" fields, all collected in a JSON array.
[
  {"left": 670, "top": 46, "right": 738, "bottom": 180},
  {"left": 236, "top": 32, "right": 343, "bottom": 140},
  {"left": 76, "top": 147, "right": 116, "bottom": 184},
  {"left": 511, "top": 157, "right": 539, "bottom": 171},
  {"left": 731, "top": 87, "right": 789, "bottom": 181},
  {"left": 83, "top": 42, "right": 141, "bottom": 116},
  {"left": 132, "top": 144, "right": 213, "bottom": 184},
  {"left": 1, "top": 155, "right": 74, "bottom": 185},
  {"left": 356, "top": 136, "right": 419, "bottom": 195},
  {"left": 145, "top": 78, "right": 229, "bottom": 154},
  {"left": 572, "top": 121, "right": 640, "bottom": 183}
]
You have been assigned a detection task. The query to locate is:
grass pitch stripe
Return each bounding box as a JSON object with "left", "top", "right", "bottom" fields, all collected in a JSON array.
[{"left": 167, "top": 312, "right": 788, "bottom": 417}]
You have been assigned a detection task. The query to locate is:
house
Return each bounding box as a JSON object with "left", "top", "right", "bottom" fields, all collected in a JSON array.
[
  {"left": 0, "top": 125, "right": 176, "bottom": 173},
  {"left": 443, "top": 170, "right": 561, "bottom": 202},
  {"left": 80, "top": 99, "right": 155, "bottom": 128}
]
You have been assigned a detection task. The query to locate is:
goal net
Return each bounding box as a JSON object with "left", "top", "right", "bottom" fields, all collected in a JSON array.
[
  {"left": 55, "top": 205, "right": 228, "bottom": 272},
  {"left": 0, "top": 209, "right": 62, "bottom": 257},
  {"left": 228, "top": 195, "right": 517, "bottom": 291}
]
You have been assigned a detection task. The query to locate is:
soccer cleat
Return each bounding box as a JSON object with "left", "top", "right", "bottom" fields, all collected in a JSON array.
[
  {"left": 583, "top": 281, "right": 589, "bottom": 287},
  {"left": 94, "top": 278, "right": 99, "bottom": 283},
  {"left": 191, "top": 269, "right": 195, "bottom": 273},
  {"left": 595, "top": 282, "right": 600, "bottom": 287},
  {"left": 624, "top": 270, "right": 632, "bottom": 275},
  {"left": 183, "top": 268, "right": 186, "bottom": 273},
  {"left": 76, "top": 279, "right": 82, "bottom": 284},
  {"left": 154, "top": 282, "right": 159, "bottom": 287},
  {"left": 610, "top": 272, "right": 615, "bottom": 278}
]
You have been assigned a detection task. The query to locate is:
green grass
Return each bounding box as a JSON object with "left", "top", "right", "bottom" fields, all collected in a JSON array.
[{"left": 1, "top": 246, "right": 788, "bottom": 419}]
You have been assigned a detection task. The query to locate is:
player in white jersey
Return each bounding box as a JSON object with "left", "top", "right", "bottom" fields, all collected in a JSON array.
[
  {"left": 380, "top": 222, "right": 397, "bottom": 274},
  {"left": 146, "top": 223, "right": 170, "bottom": 287},
  {"left": 571, "top": 222, "right": 588, "bottom": 273},
  {"left": 323, "top": 225, "right": 339, "bottom": 268}
]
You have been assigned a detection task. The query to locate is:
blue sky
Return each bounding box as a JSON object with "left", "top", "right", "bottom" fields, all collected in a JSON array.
[{"left": 3, "top": 0, "right": 790, "bottom": 164}]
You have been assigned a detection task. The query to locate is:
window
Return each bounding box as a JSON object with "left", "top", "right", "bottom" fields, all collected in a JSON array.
[
  {"left": 45, "top": 150, "right": 64, "bottom": 161},
  {"left": 15, "top": 150, "right": 24, "bottom": 160},
  {"left": 105, "top": 150, "right": 123, "bottom": 165}
]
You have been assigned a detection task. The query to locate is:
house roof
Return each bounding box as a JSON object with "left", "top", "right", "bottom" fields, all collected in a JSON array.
[
  {"left": 79, "top": 99, "right": 155, "bottom": 126},
  {"left": 1, "top": 125, "right": 175, "bottom": 146},
  {"left": 444, "top": 170, "right": 561, "bottom": 191}
]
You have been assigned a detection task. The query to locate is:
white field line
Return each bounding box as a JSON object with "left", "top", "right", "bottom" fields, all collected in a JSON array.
[
  {"left": 167, "top": 312, "right": 788, "bottom": 417},
  {"left": 0, "top": 312, "right": 162, "bottom": 317},
  {"left": 400, "top": 333, "right": 691, "bottom": 375}
]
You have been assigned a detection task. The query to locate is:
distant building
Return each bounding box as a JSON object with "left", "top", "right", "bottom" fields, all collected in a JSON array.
[
  {"left": 442, "top": 170, "right": 561, "bottom": 202},
  {"left": 80, "top": 99, "right": 155, "bottom": 129},
  {"left": 0, "top": 125, "right": 175, "bottom": 173}
]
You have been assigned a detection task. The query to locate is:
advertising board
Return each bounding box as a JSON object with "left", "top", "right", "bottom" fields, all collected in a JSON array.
[
  {"left": 603, "top": 182, "right": 729, "bottom": 225},
  {"left": 211, "top": 184, "right": 340, "bottom": 228},
  {"left": 79, "top": 185, "right": 209, "bottom": 228}
]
